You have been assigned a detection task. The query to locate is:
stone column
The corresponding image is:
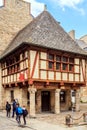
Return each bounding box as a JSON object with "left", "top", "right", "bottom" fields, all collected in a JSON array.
[
  {"left": 75, "top": 89, "right": 80, "bottom": 111},
  {"left": 54, "top": 89, "right": 60, "bottom": 114},
  {"left": 66, "top": 89, "right": 71, "bottom": 110},
  {"left": 0, "top": 63, "right": 4, "bottom": 109},
  {"left": 28, "top": 87, "right": 36, "bottom": 117}
]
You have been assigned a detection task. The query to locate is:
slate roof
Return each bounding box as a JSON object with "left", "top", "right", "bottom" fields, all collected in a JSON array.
[{"left": 1, "top": 10, "right": 87, "bottom": 59}]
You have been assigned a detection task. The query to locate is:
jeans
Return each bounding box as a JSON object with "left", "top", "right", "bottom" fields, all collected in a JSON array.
[
  {"left": 23, "top": 115, "right": 26, "bottom": 125},
  {"left": 6, "top": 110, "right": 10, "bottom": 117},
  {"left": 16, "top": 114, "right": 21, "bottom": 124}
]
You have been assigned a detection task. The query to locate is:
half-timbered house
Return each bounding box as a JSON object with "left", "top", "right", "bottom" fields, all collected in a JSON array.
[{"left": 0, "top": 10, "right": 87, "bottom": 117}]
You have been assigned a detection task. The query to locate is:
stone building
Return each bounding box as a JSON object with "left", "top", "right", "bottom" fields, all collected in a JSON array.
[
  {"left": 0, "top": 0, "right": 33, "bottom": 110},
  {"left": 0, "top": 10, "right": 87, "bottom": 117},
  {"left": 0, "top": 0, "right": 33, "bottom": 55}
]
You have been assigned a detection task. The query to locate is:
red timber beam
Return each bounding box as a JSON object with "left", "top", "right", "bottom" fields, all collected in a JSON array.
[
  {"left": 80, "top": 59, "right": 86, "bottom": 84},
  {"left": 29, "top": 51, "right": 38, "bottom": 85}
]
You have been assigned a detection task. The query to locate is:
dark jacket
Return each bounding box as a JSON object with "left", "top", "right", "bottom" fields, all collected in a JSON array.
[{"left": 6, "top": 103, "right": 11, "bottom": 111}]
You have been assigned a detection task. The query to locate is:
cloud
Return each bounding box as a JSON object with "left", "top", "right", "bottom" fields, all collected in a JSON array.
[
  {"left": 52, "top": 0, "right": 85, "bottom": 15},
  {"left": 0, "top": 0, "right": 3, "bottom": 6},
  {"left": 24, "top": 0, "right": 44, "bottom": 17}
]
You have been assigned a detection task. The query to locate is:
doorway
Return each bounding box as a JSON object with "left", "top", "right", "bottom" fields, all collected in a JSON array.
[{"left": 41, "top": 91, "right": 50, "bottom": 112}]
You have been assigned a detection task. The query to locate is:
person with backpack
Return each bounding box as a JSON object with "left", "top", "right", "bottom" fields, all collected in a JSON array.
[
  {"left": 16, "top": 103, "right": 23, "bottom": 125},
  {"left": 22, "top": 105, "right": 28, "bottom": 125},
  {"left": 6, "top": 101, "right": 11, "bottom": 118}
]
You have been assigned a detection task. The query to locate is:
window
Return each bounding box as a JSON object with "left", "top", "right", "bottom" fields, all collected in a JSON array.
[
  {"left": 49, "top": 62, "right": 54, "bottom": 69},
  {"left": 69, "top": 58, "right": 74, "bottom": 63},
  {"left": 56, "top": 55, "right": 61, "bottom": 61},
  {"left": 62, "top": 56, "right": 68, "bottom": 62},
  {"left": 47, "top": 54, "right": 74, "bottom": 72},
  {"left": 22, "top": 52, "right": 25, "bottom": 59},
  {"left": 62, "top": 63, "right": 67, "bottom": 71},
  {"left": 48, "top": 54, "right": 54, "bottom": 60},
  {"left": 69, "top": 64, "right": 73, "bottom": 71},
  {"left": 48, "top": 54, "right": 54, "bottom": 70},
  {"left": 15, "top": 56, "right": 20, "bottom": 62},
  {"left": 56, "top": 63, "right": 60, "bottom": 70},
  {"left": 60, "top": 91, "right": 66, "bottom": 103}
]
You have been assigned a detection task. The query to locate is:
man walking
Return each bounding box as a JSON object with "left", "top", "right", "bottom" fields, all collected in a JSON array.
[
  {"left": 12, "top": 99, "right": 16, "bottom": 118},
  {"left": 6, "top": 101, "right": 11, "bottom": 118}
]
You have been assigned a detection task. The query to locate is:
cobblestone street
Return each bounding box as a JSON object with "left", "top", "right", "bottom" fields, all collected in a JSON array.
[{"left": 0, "top": 111, "right": 87, "bottom": 130}]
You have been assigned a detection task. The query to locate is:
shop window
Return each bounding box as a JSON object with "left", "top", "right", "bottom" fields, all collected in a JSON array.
[{"left": 60, "top": 91, "right": 66, "bottom": 103}]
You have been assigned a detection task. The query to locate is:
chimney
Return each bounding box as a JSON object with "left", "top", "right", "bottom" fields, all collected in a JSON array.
[
  {"left": 44, "top": 4, "right": 47, "bottom": 11},
  {"left": 68, "top": 30, "right": 75, "bottom": 40}
]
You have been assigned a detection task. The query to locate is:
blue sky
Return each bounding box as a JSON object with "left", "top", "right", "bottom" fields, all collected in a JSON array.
[{"left": 0, "top": 0, "right": 87, "bottom": 39}]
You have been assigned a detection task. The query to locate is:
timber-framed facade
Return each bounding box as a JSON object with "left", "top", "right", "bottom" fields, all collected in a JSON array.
[{"left": 0, "top": 10, "right": 87, "bottom": 117}]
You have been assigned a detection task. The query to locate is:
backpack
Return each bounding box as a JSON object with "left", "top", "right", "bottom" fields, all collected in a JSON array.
[
  {"left": 23, "top": 109, "right": 28, "bottom": 116},
  {"left": 7, "top": 104, "right": 11, "bottom": 110},
  {"left": 17, "top": 107, "right": 23, "bottom": 114},
  {"left": 8, "top": 104, "right": 11, "bottom": 110}
]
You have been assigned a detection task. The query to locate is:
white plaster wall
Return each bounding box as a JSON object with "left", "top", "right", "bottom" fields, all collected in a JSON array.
[
  {"left": 69, "top": 74, "right": 74, "bottom": 81},
  {"left": 40, "top": 52, "right": 47, "bottom": 59},
  {"left": 75, "top": 58, "right": 79, "bottom": 64},
  {"left": 40, "top": 70, "right": 47, "bottom": 79},
  {"left": 33, "top": 56, "right": 39, "bottom": 78},
  {"left": 74, "top": 65, "right": 79, "bottom": 73},
  {"left": 14, "top": 74, "right": 16, "bottom": 82},
  {"left": 75, "top": 74, "right": 79, "bottom": 81},
  {"left": 30, "top": 50, "right": 39, "bottom": 78},
  {"left": 56, "top": 72, "right": 61, "bottom": 80},
  {"left": 80, "top": 67, "right": 84, "bottom": 82},
  {"left": 48, "top": 71, "right": 54, "bottom": 80},
  {"left": 40, "top": 61, "right": 46, "bottom": 69},
  {"left": 62, "top": 73, "right": 67, "bottom": 81}
]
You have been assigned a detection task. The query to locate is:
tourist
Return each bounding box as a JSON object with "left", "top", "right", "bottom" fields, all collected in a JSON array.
[
  {"left": 12, "top": 99, "right": 16, "bottom": 118},
  {"left": 6, "top": 101, "right": 11, "bottom": 118}
]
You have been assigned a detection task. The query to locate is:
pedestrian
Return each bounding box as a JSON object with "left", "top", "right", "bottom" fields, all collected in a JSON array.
[
  {"left": 22, "top": 105, "right": 28, "bottom": 125},
  {"left": 12, "top": 99, "right": 16, "bottom": 118},
  {"left": 6, "top": 101, "right": 11, "bottom": 118},
  {"left": 16, "top": 103, "right": 23, "bottom": 125}
]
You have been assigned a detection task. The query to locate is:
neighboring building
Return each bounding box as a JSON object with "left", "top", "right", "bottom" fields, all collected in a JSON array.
[
  {"left": 0, "top": 10, "right": 87, "bottom": 117},
  {"left": 0, "top": 0, "right": 33, "bottom": 55},
  {"left": 69, "top": 30, "right": 87, "bottom": 103},
  {"left": 80, "top": 35, "right": 87, "bottom": 44},
  {"left": 0, "top": 0, "right": 33, "bottom": 110}
]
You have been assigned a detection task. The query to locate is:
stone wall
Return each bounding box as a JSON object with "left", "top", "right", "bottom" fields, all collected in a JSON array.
[{"left": 0, "top": 0, "right": 33, "bottom": 55}]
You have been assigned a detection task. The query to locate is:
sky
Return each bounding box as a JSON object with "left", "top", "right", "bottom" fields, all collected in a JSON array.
[{"left": 0, "top": 0, "right": 87, "bottom": 39}]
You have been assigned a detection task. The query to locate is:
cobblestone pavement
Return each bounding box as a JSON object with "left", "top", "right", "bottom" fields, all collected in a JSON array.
[{"left": 0, "top": 111, "right": 87, "bottom": 130}]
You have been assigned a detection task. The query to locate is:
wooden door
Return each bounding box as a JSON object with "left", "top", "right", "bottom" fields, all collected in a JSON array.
[{"left": 41, "top": 91, "right": 50, "bottom": 112}]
